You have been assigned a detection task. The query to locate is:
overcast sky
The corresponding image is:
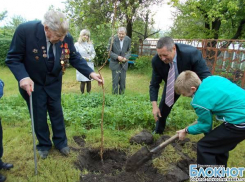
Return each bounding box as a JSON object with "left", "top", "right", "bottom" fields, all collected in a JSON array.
[{"left": 0, "top": 0, "right": 175, "bottom": 32}]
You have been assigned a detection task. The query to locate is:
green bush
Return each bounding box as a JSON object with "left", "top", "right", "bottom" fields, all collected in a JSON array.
[
  {"left": 0, "top": 38, "right": 11, "bottom": 66},
  {"left": 94, "top": 43, "right": 108, "bottom": 66},
  {"left": 134, "top": 55, "right": 152, "bottom": 70}
]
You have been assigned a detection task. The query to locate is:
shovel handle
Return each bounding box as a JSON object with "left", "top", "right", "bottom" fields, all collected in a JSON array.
[
  {"left": 149, "top": 121, "right": 197, "bottom": 153},
  {"left": 150, "top": 134, "right": 179, "bottom": 153}
]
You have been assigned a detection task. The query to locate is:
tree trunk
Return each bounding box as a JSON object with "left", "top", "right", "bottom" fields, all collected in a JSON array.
[
  {"left": 143, "top": 12, "right": 149, "bottom": 39},
  {"left": 232, "top": 19, "right": 245, "bottom": 39},
  {"left": 212, "top": 19, "right": 221, "bottom": 39},
  {"left": 126, "top": 19, "right": 133, "bottom": 38}
]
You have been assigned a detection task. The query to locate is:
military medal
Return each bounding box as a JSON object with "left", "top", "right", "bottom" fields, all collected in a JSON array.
[{"left": 33, "top": 49, "right": 38, "bottom": 53}]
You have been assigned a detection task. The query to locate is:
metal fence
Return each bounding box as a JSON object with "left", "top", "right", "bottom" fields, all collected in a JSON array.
[{"left": 139, "top": 39, "right": 245, "bottom": 89}]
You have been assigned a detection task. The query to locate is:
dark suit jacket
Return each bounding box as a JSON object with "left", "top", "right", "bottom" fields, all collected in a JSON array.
[
  {"left": 108, "top": 35, "right": 131, "bottom": 71},
  {"left": 6, "top": 21, "right": 93, "bottom": 100},
  {"left": 150, "top": 43, "right": 211, "bottom": 102}
]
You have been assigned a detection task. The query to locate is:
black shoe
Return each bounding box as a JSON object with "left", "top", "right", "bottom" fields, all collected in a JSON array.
[
  {"left": 0, "top": 174, "right": 6, "bottom": 182},
  {"left": 38, "top": 150, "right": 49, "bottom": 159},
  {"left": 0, "top": 163, "right": 13, "bottom": 170},
  {"left": 59, "top": 146, "right": 70, "bottom": 156}
]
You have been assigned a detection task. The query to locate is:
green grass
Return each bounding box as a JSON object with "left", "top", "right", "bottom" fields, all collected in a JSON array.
[
  {"left": 0, "top": 65, "right": 244, "bottom": 181},
  {"left": 0, "top": 65, "right": 151, "bottom": 96}
]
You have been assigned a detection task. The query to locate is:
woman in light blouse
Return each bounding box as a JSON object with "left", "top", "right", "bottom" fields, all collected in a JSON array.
[{"left": 74, "top": 29, "right": 96, "bottom": 93}]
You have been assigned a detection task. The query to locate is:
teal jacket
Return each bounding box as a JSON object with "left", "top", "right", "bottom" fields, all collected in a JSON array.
[{"left": 188, "top": 76, "right": 245, "bottom": 135}]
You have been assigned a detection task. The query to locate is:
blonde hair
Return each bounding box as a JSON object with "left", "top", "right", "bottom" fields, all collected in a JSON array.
[
  {"left": 174, "top": 71, "right": 201, "bottom": 95},
  {"left": 42, "top": 10, "right": 69, "bottom": 37},
  {"left": 78, "top": 29, "right": 91, "bottom": 43}
]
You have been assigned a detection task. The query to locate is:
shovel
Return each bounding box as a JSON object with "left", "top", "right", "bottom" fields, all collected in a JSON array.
[
  {"left": 125, "top": 121, "right": 197, "bottom": 172},
  {"left": 125, "top": 133, "right": 179, "bottom": 172}
]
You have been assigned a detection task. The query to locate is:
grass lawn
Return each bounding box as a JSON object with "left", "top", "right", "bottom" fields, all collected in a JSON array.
[{"left": 0, "top": 65, "right": 244, "bottom": 181}]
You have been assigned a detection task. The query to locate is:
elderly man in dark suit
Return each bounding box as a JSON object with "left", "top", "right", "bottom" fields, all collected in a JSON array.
[
  {"left": 150, "top": 37, "right": 211, "bottom": 134},
  {"left": 5, "top": 10, "right": 103, "bottom": 159},
  {"left": 108, "top": 27, "right": 131, "bottom": 94}
]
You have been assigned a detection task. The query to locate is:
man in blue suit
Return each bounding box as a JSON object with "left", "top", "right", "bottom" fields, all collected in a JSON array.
[
  {"left": 5, "top": 10, "right": 103, "bottom": 159},
  {"left": 150, "top": 37, "right": 211, "bottom": 134}
]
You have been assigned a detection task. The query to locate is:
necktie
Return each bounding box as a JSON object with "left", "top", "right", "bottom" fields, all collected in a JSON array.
[
  {"left": 47, "top": 42, "right": 54, "bottom": 72},
  {"left": 165, "top": 62, "right": 175, "bottom": 107}
]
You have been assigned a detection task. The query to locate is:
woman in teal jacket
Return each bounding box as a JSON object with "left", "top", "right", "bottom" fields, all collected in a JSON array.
[{"left": 174, "top": 71, "right": 245, "bottom": 167}]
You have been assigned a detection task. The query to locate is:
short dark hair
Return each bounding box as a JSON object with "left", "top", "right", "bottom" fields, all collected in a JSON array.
[{"left": 156, "top": 37, "right": 175, "bottom": 51}]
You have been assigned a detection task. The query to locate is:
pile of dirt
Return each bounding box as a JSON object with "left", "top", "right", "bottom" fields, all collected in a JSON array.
[{"left": 73, "top": 131, "right": 197, "bottom": 182}]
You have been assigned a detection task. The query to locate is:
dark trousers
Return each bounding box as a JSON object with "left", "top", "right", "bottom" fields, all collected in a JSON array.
[
  {"left": 80, "top": 81, "right": 91, "bottom": 94},
  {"left": 21, "top": 88, "right": 67, "bottom": 151},
  {"left": 197, "top": 123, "right": 245, "bottom": 166},
  {"left": 0, "top": 119, "right": 3, "bottom": 166},
  {"left": 156, "top": 92, "right": 180, "bottom": 134}
]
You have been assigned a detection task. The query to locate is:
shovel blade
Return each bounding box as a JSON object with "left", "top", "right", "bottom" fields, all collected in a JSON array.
[{"left": 125, "top": 146, "right": 152, "bottom": 172}]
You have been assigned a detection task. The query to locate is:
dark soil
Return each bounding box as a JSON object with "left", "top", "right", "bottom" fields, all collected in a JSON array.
[{"left": 73, "top": 133, "right": 196, "bottom": 182}]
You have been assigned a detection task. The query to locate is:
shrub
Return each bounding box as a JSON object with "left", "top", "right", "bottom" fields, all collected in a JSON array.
[
  {"left": 94, "top": 43, "right": 108, "bottom": 66},
  {"left": 0, "top": 38, "right": 11, "bottom": 66},
  {"left": 133, "top": 55, "right": 153, "bottom": 74}
]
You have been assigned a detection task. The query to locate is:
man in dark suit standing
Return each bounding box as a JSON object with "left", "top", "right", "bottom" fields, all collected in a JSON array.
[
  {"left": 150, "top": 37, "right": 211, "bottom": 134},
  {"left": 5, "top": 10, "right": 103, "bottom": 159},
  {"left": 108, "top": 27, "right": 131, "bottom": 94}
]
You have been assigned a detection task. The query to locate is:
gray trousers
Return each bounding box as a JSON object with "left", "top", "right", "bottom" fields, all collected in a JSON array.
[{"left": 112, "top": 69, "right": 126, "bottom": 94}]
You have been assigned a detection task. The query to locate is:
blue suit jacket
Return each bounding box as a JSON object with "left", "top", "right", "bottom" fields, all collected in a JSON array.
[
  {"left": 6, "top": 21, "right": 93, "bottom": 100},
  {"left": 150, "top": 43, "right": 211, "bottom": 102}
]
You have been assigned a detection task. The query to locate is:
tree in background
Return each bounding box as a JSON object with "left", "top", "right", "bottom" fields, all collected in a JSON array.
[
  {"left": 0, "top": 15, "right": 26, "bottom": 38},
  {"left": 64, "top": 0, "right": 164, "bottom": 62},
  {"left": 118, "top": 0, "right": 162, "bottom": 39},
  {"left": 169, "top": 0, "right": 245, "bottom": 39},
  {"left": 8, "top": 15, "right": 26, "bottom": 30},
  {"left": 0, "top": 11, "right": 7, "bottom": 22},
  {"left": 64, "top": 0, "right": 113, "bottom": 45},
  {"left": 64, "top": 0, "right": 164, "bottom": 43},
  {"left": 132, "top": 10, "right": 160, "bottom": 40}
]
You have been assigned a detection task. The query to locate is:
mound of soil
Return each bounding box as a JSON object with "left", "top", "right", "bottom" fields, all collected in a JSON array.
[{"left": 73, "top": 133, "right": 196, "bottom": 182}]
